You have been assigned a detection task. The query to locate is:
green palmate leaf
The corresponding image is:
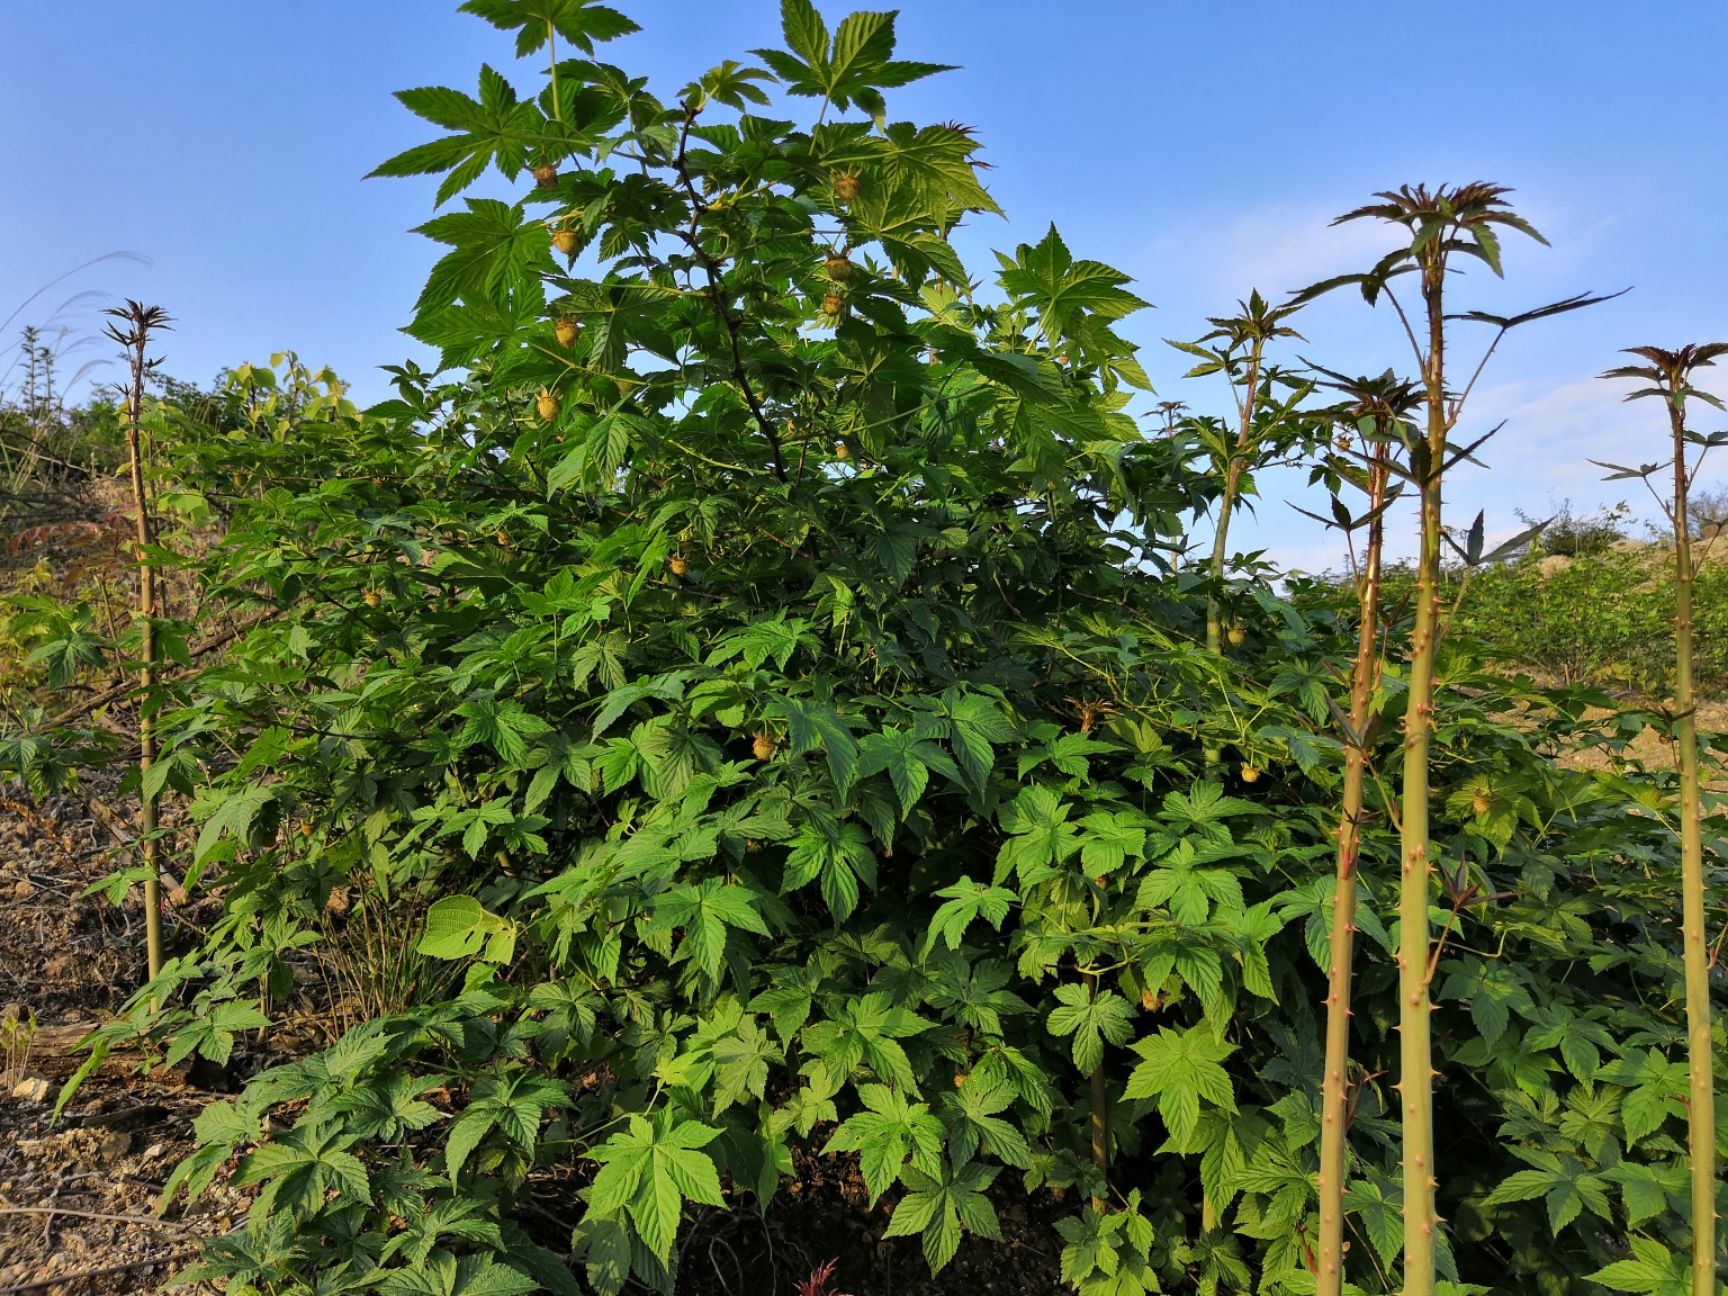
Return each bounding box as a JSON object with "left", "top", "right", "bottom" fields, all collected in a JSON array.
[
  {"left": 193, "top": 785, "right": 275, "bottom": 866},
  {"left": 781, "top": 821, "right": 877, "bottom": 921},
  {"left": 547, "top": 408, "right": 640, "bottom": 494},
  {"left": 1601, "top": 1161, "right": 1685, "bottom": 1229},
  {"left": 652, "top": 878, "right": 772, "bottom": 979},
  {"left": 235, "top": 1120, "right": 371, "bottom": 1222},
  {"left": 1340, "top": 1171, "right": 1405, "bottom": 1270},
  {"left": 997, "top": 224, "right": 1149, "bottom": 339},
  {"left": 941, "top": 1078, "right": 1033, "bottom": 1169},
  {"left": 776, "top": 695, "right": 860, "bottom": 789},
  {"left": 822, "top": 1083, "right": 943, "bottom": 1204},
  {"left": 753, "top": 1, "right": 950, "bottom": 119},
  {"left": 1055, "top": 1198, "right": 1159, "bottom": 1293},
  {"left": 1482, "top": 1150, "right": 1611, "bottom": 1234},
  {"left": 459, "top": 0, "right": 639, "bottom": 56},
  {"left": 375, "top": 1253, "right": 538, "bottom": 1296},
  {"left": 1158, "top": 781, "right": 1261, "bottom": 828},
  {"left": 369, "top": 66, "right": 546, "bottom": 205},
  {"left": 994, "top": 785, "right": 1081, "bottom": 883},
  {"left": 1046, "top": 982, "right": 1134, "bottom": 1073},
  {"left": 801, "top": 992, "right": 932, "bottom": 1091},
  {"left": 710, "top": 1016, "right": 783, "bottom": 1114},
  {"left": 163, "top": 1000, "right": 272, "bottom": 1070},
  {"left": 1133, "top": 839, "right": 1245, "bottom": 924},
  {"left": 1584, "top": 1238, "right": 1691, "bottom": 1295},
  {"left": 454, "top": 693, "right": 553, "bottom": 764},
  {"left": 883, "top": 1161, "right": 1001, "bottom": 1273},
  {"left": 1598, "top": 1048, "right": 1689, "bottom": 1145},
  {"left": 856, "top": 726, "right": 958, "bottom": 816},
  {"left": 1122, "top": 1024, "right": 1237, "bottom": 1143},
  {"left": 26, "top": 628, "right": 107, "bottom": 688},
  {"left": 333, "top": 1073, "right": 443, "bottom": 1143},
  {"left": 1075, "top": 810, "right": 1146, "bottom": 876},
  {"left": 584, "top": 1111, "right": 724, "bottom": 1263},
  {"left": 939, "top": 689, "right": 1015, "bottom": 792},
  {"left": 875, "top": 123, "right": 998, "bottom": 218},
  {"left": 446, "top": 1072, "right": 569, "bottom": 1178},
  {"left": 923, "top": 877, "right": 1018, "bottom": 954},
  {"left": 707, "top": 615, "right": 815, "bottom": 671},
  {"left": 412, "top": 199, "right": 547, "bottom": 314},
  {"left": 405, "top": 295, "right": 547, "bottom": 368}
]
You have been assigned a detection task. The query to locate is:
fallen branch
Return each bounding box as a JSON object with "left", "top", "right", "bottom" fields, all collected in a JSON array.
[
  {"left": 17, "top": 1021, "right": 115, "bottom": 1057},
  {"left": 83, "top": 795, "right": 186, "bottom": 897},
  {"left": 0, "top": 1205, "right": 194, "bottom": 1232}
]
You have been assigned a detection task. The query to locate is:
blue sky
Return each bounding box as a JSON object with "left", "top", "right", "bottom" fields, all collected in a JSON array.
[{"left": 4, "top": 1, "right": 1725, "bottom": 570}]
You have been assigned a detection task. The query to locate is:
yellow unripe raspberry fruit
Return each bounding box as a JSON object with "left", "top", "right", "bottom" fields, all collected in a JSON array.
[
  {"left": 1240, "top": 763, "right": 1262, "bottom": 784},
  {"left": 536, "top": 389, "right": 561, "bottom": 422}
]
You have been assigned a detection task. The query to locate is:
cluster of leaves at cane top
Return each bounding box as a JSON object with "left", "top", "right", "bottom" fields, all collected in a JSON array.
[{"left": 11, "top": 2, "right": 1723, "bottom": 1294}]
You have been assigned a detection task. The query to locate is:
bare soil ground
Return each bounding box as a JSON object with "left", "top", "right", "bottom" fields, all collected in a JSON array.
[
  {"left": 1545, "top": 695, "right": 1728, "bottom": 793},
  {"left": 0, "top": 777, "right": 241, "bottom": 1295}
]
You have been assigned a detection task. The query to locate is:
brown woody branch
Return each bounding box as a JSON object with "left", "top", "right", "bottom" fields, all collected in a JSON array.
[{"left": 672, "top": 101, "right": 788, "bottom": 482}]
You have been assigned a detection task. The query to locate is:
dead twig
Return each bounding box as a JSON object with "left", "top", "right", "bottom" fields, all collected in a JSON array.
[{"left": 0, "top": 1205, "right": 196, "bottom": 1232}]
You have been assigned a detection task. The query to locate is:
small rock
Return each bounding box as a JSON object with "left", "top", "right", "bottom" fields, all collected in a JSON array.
[
  {"left": 142, "top": 1140, "right": 165, "bottom": 1161},
  {"left": 10, "top": 878, "right": 31, "bottom": 900},
  {"left": 98, "top": 1130, "right": 131, "bottom": 1162},
  {"left": 10, "top": 1074, "right": 50, "bottom": 1103}
]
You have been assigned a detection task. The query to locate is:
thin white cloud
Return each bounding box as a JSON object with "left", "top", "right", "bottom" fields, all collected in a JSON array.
[
  {"left": 1148, "top": 199, "right": 1404, "bottom": 303},
  {"left": 1473, "top": 376, "right": 1641, "bottom": 461}
]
